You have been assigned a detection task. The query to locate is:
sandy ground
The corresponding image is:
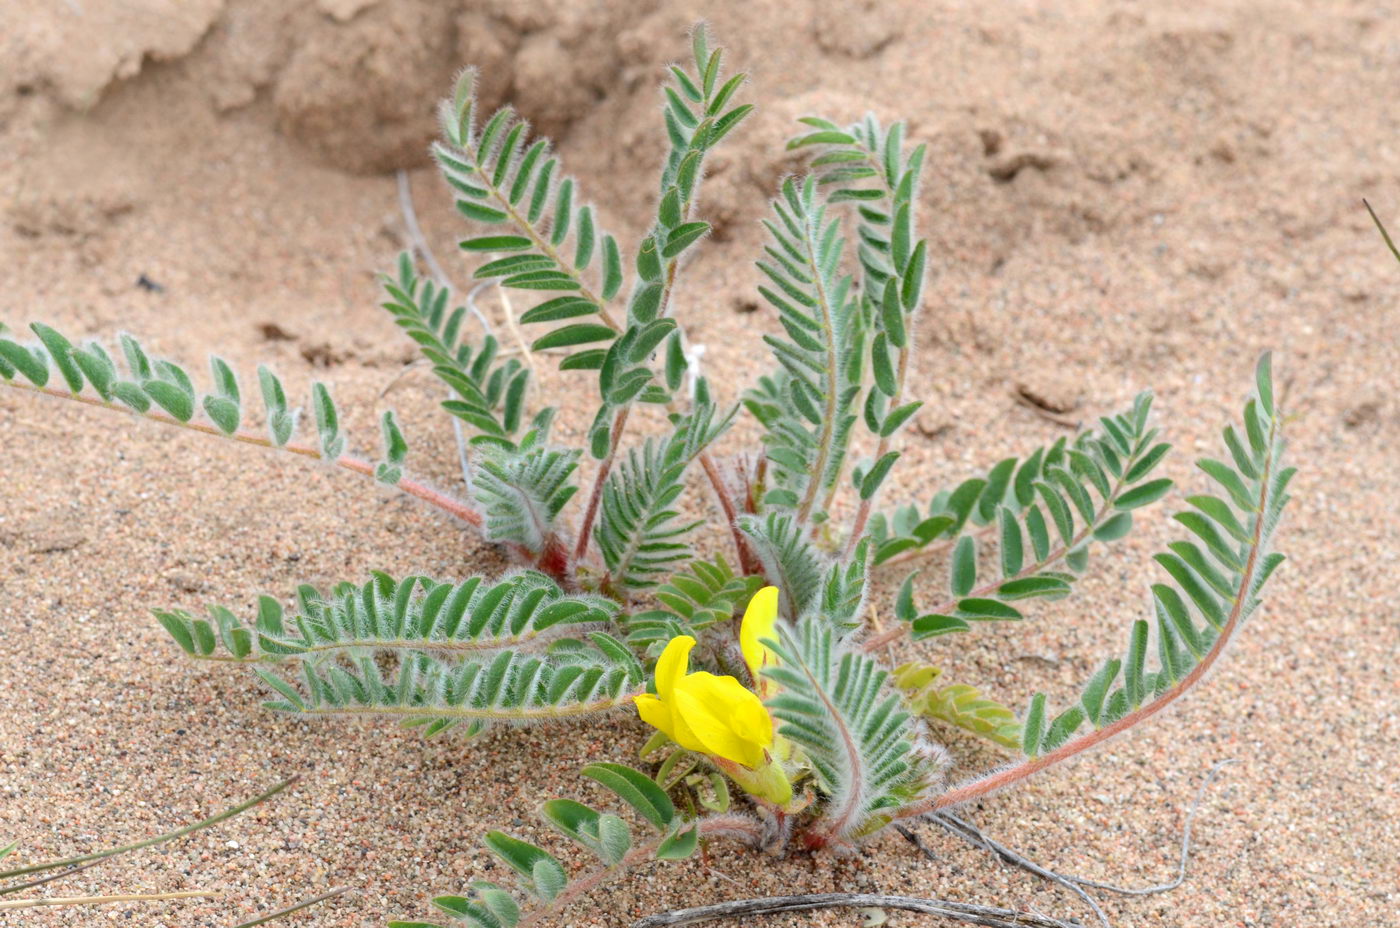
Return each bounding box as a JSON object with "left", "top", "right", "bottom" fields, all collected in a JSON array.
[{"left": 1, "top": 0, "right": 1397, "bottom": 926}]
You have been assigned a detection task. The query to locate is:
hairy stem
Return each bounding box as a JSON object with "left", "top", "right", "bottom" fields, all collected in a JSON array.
[
  {"left": 574, "top": 405, "right": 630, "bottom": 565},
  {"left": 792, "top": 659, "right": 865, "bottom": 848},
  {"left": 293, "top": 688, "right": 644, "bottom": 723},
  {"left": 699, "top": 451, "right": 761, "bottom": 574},
  {"left": 895, "top": 416, "right": 1279, "bottom": 819},
  {"left": 842, "top": 335, "right": 912, "bottom": 558},
  {"left": 580, "top": 154, "right": 709, "bottom": 571},
  {"left": 5, "top": 382, "right": 482, "bottom": 527},
  {"left": 185, "top": 623, "right": 607, "bottom": 664}
]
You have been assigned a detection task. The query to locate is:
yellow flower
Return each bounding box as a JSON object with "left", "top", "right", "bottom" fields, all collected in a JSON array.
[
  {"left": 635, "top": 635, "right": 773, "bottom": 769},
  {"left": 739, "top": 585, "right": 781, "bottom": 697},
  {"left": 635, "top": 591, "right": 796, "bottom": 807}
]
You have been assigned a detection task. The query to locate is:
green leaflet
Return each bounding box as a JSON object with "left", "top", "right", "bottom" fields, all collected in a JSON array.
[
  {"left": 159, "top": 570, "right": 642, "bottom": 740},
  {"left": 893, "top": 663, "right": 1020, "bottom": 749},
  {"left": 1018, "top": 356, "right": 1290, "bottom": 759},
  {"left": 743, "top": 176, "right": 862, "bottom": 523},
  {"left": 765, "top": 619, "right": 938, "bottom": 840},
  {"left": 261, "top": 638, "right": 639, "bottom": 733},
  {"left": 0, "top": 322, "right": 378, "bottom": 463},
  {"left": 155, "top": 571, "right": 619, "bottom": 666},
  {"left": 434, "top": 77, "right": 623, "bottom": 378},
  {"left": 594, "top": 395, "right": 735, "bottom": 592},
  {"left": 869, "top": 395, "right": 1170, "bottom": 568},
  {"left": 873, "top": 394, "right": 1174, "bottom": 648},
  {"left": 468, "top": 424, "right": 581, "bottom": 554},
  {"left": 788, "top": 114, "right": 929, "bottom": 465},
  {"left": 738, "top": 512, "right": 827, "bottom": 620},
  {"left": 405, "top": 759, "right": 699, "bottom": 928},
  {"left": 623, "top": 555, "right": 765, "bottom": 649},
  {"left": 382, "top": 256, "right": 541, "bottom": 451}
]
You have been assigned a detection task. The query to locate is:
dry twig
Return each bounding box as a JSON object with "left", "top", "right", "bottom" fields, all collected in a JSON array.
[
  {"left": 927, "top": 759, "right": 1238, "bottom": 900},
  {"left": 631, "top": 892, "right": 1082, "bottom": 928}
]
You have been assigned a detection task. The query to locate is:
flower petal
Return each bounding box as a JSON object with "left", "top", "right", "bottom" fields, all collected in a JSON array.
[
  {"left": 653, "top": 635, "right": 695, "bottom": 701},
  {"left": 634, "top": 693, "right": 674, "bottom": 740},
  {"left": 672, "top": 671, "right": 772, "bottom": 769},
  {"left": 739, "top": 586, "right": 781, "bottom": 689}
]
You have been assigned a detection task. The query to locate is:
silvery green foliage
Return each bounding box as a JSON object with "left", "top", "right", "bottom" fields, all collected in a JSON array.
[
  {"left": 765, "top": 618, "right": 940, "bottom": 842},
  {"left": 866, "top": 398, "right": 1168, "bottom": 567},
  {"left": 621, "top": 555, "right": 765, "bottom": 650},
  {"left": 156, "top": 571, "right": 638, "bottom": 740},
  {"left": 787, "top": 115, "right": 930, "bottom": 509},
  {"left": 434, "top": 28, "right": 751, "bottom": 460},
  {"left": 0, "top": 325, "right": 403, "bottom": 473},
  {"left": 737, "top": 514, "right": 871, "bottom": 631},
  {"left": 738, "top": 512, "right": 829, "bottom": 620},
  {"left": 594, "top": 385, "right": 737, "bottom": 592},
  {"left": 155, "top": 571, "right": 618, "bottom": 662},
  {"left": 882, "top": 394, "right": 1175, "bottom": 641},
  {"left": 1018, "top": 357, "right": 1291, "bottom": 758},
  {"left": 387, "top": 763, "right": 702, "bottom": 928},
  {"left": 743, "top": 112, "right": 933, "bottom": 528},
  {"left": 0, "top": 23, "right": 1296, "bottom": 928},
  {"left": 434, "top": 81, "right": 626, "bottom": 347},
  {"left": 820, "top": 537, "right": 873, "bottom": 632},
  {"left": 467, "top": 423, "right": 581, "bottom": 556},
  {"left": 743, "top": 177, "right": 863, "bottom": 517},
  {"left": 382, "top": 254, "right": 541, "bottom": 450}
]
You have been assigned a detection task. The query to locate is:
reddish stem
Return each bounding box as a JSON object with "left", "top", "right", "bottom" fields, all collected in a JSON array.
[
  {"left": 335, "top": 455, "right": 481, "bottom": 526},
  {"left": 699, "top": 450, "right": 761, "bottom": 575},
  {"left": 893, "top": 414, "right": 1279, "bottom": 821},
  {"left": 13, "top": 382, "right": 482, "bottom": 526},
  {"left": 574, "top": 405, "right": 630, "bottom": 564},
  {"left": 535, "top": 532, "right": 573, "bottom": 586}
]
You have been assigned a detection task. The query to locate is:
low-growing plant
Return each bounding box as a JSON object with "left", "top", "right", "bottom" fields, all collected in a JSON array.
[{"left": 2, "top": 26, "right": 1293, "bottom": 927}]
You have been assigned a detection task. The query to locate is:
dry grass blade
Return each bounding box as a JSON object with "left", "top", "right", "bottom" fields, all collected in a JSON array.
[
  {"left": 229, "top": 885, "right": 352, "bottom": 927},
  {"left": 0, "top": 889, "right": 219, "bottom": 910},
  {"left": 0, "top": 777, "right": 296, "bottom": 885},
  {"left": 1363, "top": 199, "right": 1400, "bottom": 265},
  {"left": 0, "top": 859, "right": 103, "bottom": 896}
]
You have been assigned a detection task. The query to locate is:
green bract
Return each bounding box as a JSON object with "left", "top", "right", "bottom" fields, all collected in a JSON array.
[{"left": 1, "top": 25, "right": 1293, "bottom": 928}]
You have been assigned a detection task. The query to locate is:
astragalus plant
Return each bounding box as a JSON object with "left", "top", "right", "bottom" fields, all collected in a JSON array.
[{"left": 1, "top": 26, "right": 1292, "bottom": 928}]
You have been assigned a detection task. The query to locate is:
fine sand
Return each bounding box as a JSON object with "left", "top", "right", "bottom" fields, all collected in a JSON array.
[{"left": 1, "top": 1, "right": 1396, "bottom": 925}]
